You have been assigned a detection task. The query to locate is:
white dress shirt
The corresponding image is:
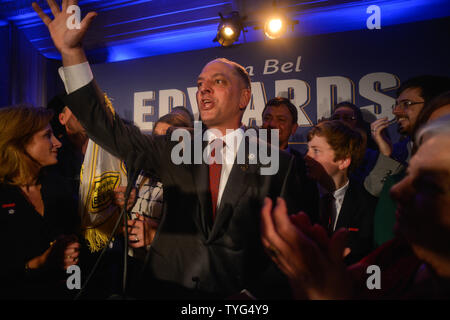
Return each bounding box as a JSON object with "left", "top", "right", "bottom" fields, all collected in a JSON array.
[
  {"left": 332, "top": 180, "right": 350, "bottom": 231},
  {"left": 204, "top": 127, "right": 244, "bottom": 209}
]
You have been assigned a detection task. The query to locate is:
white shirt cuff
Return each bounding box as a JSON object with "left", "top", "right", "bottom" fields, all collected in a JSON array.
[{"left": 58, "top": 61, "right": 93, "bottom": 94}]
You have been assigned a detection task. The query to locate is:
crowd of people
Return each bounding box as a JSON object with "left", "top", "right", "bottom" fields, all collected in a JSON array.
[{"left": 0, "top": 0, "right": 449, "bottom": 300}]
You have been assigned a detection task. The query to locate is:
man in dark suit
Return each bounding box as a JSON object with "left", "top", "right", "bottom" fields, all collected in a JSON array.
[
  {"left": 305, "top": 120, "right": 377, "bottom": 265},
  {"left": 33, "top": 0, "right": 312, "bottom": 298},
  {"left": 262, "top": 97, "right": 319, "bottom": 221}
]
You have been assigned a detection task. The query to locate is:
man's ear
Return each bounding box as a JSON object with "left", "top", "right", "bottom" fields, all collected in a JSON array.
[
  {"left": 338, "top": 157, "right": 351, "bottom": 171},
  {"left": 239, "top": 88, "right": 251, "bottom": 110},
  {"left": 58, "top": 106, "right": 71, "bottom": 125},
  {"left": 290, "top": 123, "right": 299, "bottom": 136},
  {"left": 58, "top": 112, "right": 67, "bottom": 125}
]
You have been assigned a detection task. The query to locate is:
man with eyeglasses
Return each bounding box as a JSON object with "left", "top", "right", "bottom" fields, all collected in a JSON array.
[{"left": 365, "top": 75, "right": 450, "bottom": 197}]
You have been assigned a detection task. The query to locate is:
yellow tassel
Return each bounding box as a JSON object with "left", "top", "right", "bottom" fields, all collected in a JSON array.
[
  {"left": 104, "top": 93, "right": 115, "bottom": 116},
  {"left": 83, "top": 209, "right": 121, "bottom": 252}
]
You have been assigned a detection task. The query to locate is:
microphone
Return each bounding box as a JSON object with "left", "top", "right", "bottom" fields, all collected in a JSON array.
[
  {"left": 122, "top": 152, "right": 146, "bottom": 297},
  {"left": 74, "top": 152, "right": 146, "bottom": 300}
]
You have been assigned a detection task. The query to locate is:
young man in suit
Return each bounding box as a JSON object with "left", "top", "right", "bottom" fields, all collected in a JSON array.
[
  {"left": 33, "top": 0, "right": 312, "bottom": 298},
  {"left": 305, "top": 120, "right": 377, "bottom": 264}
]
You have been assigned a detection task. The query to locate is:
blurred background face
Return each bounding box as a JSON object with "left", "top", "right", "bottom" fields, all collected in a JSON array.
[
  {"left": 25, "top": 124, "right": 61, "bottom": 167},
  {"left": 262, "top": 105, "right": 298, "bottom": 149},
  {"left": 331, "top": 107, "right": 357, "bottom": 129},
  {"left": 153, "top": 122, "right": 171, "bottom": 135},
  {"left": 391, "top": 135, "right": 450, "bottom": 254},
  {"left": 429, "top": 104, "right": 450, "bottom": 122},
  {"left": 59, "top": 107, "right": 86, "bottom": 137},
  {"left": 393, "top": 87, "right": 425, "bottom": 135}
]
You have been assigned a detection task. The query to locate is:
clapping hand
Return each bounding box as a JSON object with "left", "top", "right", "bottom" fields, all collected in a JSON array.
[{"left": 260, "top": 197, "right": 354, "bottom": 299}]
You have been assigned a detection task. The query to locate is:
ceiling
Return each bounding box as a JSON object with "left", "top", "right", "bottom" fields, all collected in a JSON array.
[{"left": 1, "top": 0, "right": 449, "bottom": 63}]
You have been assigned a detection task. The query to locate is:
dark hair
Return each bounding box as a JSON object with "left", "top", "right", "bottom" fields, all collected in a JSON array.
[
  {"left": 171, "top": 106, "right": 194, "bottom": 124},
  {"left": 333, "top": 102, "right": 363, "bottom": 124},
  {"left": 46, "top": 94, "right": 67, "bottom": 138},
  {"left": 307, "top": 120, "right": 366, "bottom": 174},
  {"left": 263, "top": 97, "right": 298, "bottom": 124},
  {"left": 155, "top": 112, "right": 193, "bottom": 130},
  {"left": 332, "top": 101, "right": 379, "bottom": 151},
  {"left": 413, "top": 90, "right": 450, "bottom": 147},
  {"left": 397, "top": 75, "right": 450, "bottom": 103}
]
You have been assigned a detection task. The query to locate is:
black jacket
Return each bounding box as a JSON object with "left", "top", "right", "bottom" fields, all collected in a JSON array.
[
  {"left": 336, "top": 180, "right": 378, "bottom": 265},
  {"left": 0, "top": 171, "right": 79, "bottom": 299}
]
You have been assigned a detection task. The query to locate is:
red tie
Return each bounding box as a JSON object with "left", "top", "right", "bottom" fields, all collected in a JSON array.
[{"left": 209, "top": 140, "right": 223, "bottom": 221}]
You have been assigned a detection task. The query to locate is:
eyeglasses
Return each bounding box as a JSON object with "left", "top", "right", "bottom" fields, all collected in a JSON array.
[
  {"left": 392, "top": 100, "right": 424, "bottom": 111},
  {"left": 330, "top": 114, "right": 357, "bottom": 121}
]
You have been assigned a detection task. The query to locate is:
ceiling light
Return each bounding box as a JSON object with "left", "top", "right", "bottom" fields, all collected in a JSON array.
[
  {"left": 264, "top": 16, "right": 286, "bottom": 39},
  {"left": 213, "top": 11, "right": 245, "bottom": 47}
]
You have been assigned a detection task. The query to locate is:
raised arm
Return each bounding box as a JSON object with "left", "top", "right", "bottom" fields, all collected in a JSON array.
[{"left": 33, "top": 0, "right": 166, "bottom": 176}]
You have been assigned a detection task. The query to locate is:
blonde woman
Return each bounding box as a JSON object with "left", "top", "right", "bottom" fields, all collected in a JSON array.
[{"left": 0, "top": 105, "right": 80, "bottom": 299}]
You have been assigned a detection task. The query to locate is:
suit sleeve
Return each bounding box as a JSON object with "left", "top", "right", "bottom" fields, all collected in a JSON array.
[
  {"left": 64, "top": 80, "right": 168, "bottom": 177},
  {"left": 363, "top": 153, "right": 404, "bottom": 197}
]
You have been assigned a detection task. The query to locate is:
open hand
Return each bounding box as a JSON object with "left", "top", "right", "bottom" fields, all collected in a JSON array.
[{"left": 32, "top": 0, "right": 96, "bottom": 61}]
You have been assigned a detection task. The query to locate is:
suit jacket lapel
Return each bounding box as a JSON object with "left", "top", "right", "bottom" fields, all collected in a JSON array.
[
  {"left": 335, "top": 182, "right": 356, "bottom": 230},
  {"left": 190, "top": 132, "right": 214, "bottom": 236}
]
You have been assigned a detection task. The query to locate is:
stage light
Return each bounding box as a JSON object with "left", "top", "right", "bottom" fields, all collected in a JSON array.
[
  {"left": 213, "top": 11, "right": 245, "bottom": 47},
  {"left": 264, "top": 16, "right": 287, "bottom": 39},
  {"left": 256, "top": 1, "right": 299, "bottom": 40},
  {"left": 223, "top": 26, "right": 234, "bottom": 37}
]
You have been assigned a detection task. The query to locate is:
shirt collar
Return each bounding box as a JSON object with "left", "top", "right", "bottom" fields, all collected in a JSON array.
[
  {"left": 205, "top": 127, "right": 244, "bottom": 148},
  {"left": 317, "top": 179, "right": 350, "bottom": 199},
  {"left": 333, "top": 180, "right": 350, "bottom": 201}
]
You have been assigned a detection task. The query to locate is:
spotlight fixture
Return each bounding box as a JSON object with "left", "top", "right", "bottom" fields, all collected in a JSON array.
[
  {"left": 213, "top": 11, "right": 245, "bottom": 47},
  {"left": 263, "top": 11, "right": 298, "bottom": 39},
  {"left": 255, "top": 1, "right": 298, "bottom": 40},
  {"left": 264, "top": 14, "right": 287, "bottom": 39}
]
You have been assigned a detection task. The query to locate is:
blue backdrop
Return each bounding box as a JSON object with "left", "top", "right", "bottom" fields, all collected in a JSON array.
[{"left": 86, "top": 17, "right": 450, "bottom": 151}]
